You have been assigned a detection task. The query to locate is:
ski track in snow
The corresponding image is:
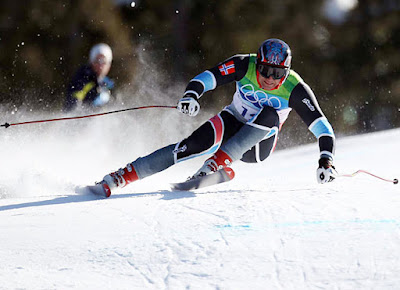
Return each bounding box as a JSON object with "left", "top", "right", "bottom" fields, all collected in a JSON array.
[{"left": 0, "top": 125, "right": 399, "bottom": 289}]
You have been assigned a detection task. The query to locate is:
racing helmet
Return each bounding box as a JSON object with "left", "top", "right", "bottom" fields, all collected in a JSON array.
[{"left": 256, "top": 38, "right": 292, "bottom": 89}]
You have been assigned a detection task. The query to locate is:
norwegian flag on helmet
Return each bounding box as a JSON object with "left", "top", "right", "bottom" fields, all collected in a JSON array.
[{"left": 218, "top": 60, "right": 235, "bottom": 76}]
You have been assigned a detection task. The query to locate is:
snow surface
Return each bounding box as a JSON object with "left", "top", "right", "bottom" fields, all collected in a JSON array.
[{"left": 0, "top": 112, "right": 399, "bottom": 289}]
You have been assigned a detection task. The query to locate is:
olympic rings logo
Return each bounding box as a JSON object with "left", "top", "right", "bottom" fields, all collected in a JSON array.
[{"left": 239, "top": 84, "right": 282, "bottom": 109}]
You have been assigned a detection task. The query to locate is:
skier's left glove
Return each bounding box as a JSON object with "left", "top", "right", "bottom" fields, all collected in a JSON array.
[
  {"left": 177, "top": 94, "right": 200, "bottom": 117},
  {"left": 317, "top": 157, "right": 337, "bottom": 184}
]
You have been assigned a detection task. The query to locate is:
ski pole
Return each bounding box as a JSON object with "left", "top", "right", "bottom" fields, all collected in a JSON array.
[
  {"left": 337, "top": 170, "right": 398, "bottom": 184},
  {"left": 1, "top": 105, "right": 177, "bottom": 129}
]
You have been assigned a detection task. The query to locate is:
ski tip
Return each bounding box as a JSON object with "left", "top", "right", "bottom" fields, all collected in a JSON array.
[{"left": 394, "top": 179, "right": 398, "bottom": 185}]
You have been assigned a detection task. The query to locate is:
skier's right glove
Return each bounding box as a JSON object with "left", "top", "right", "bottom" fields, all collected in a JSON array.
[
  {"left": 177, "top": 94, "right": 200, "bottom": 117},
  {"left": 316, "top": 157, "right": 337, "bottom": 184}
]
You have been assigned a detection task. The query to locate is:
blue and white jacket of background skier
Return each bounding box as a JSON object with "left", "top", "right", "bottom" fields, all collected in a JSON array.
[{"left": 184, "top": 53, "right": 335, "bottom": 160}]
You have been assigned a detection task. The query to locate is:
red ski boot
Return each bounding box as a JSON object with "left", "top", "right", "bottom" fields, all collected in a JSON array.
[
  {"left": 103, "top": 163, "right": 139, "bottom": 190},
  {"left": 87, "top": 163, "right": 139, "bottom": 198},
  {"left": 193, "top": 150, "right": 234, "bottom": 178}
]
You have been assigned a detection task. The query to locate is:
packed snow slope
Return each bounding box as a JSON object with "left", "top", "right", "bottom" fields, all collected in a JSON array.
[{"left": 0, "top": 111, "right": 399, "bottom": 289}]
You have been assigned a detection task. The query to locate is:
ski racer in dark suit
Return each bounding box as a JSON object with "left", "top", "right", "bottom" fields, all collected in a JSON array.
[
  {"left": 64, "top": 43, "right": 114, "bottom": 112},
  {"left": 97, "top": 38, "right": 337, "bottom": 197}
]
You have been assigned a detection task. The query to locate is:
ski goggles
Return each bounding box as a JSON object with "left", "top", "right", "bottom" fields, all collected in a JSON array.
[{"left": 257, "top": 64, "right": 288, "bottom": 80}]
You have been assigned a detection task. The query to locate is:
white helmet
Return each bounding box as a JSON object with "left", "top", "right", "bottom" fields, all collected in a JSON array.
[{"left": 89, "top": 43, "right": 113, "bottom": 64}]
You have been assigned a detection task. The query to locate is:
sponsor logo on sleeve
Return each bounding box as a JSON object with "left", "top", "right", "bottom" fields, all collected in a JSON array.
[{"left": 302, "top": 98, "right": 315, "bottom": 111}]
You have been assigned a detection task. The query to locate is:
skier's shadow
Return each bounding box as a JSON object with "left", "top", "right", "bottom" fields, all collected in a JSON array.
[{"left": 0, "top": 190, "right": 197, "bottom": 212}]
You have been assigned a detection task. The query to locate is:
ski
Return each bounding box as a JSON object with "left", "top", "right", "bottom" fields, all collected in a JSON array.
[
  {"left": 171, "top": 168, "right": 235, "bottom": 191},
  {"left": 76, "top": 183, "right": 111, "bottom": 198}
]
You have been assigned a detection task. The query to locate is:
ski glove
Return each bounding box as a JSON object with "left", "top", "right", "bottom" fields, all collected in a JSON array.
[
  {"left": 317, "top": 157, "right": 337, "bottom": 184},
  {"left": 177, "top": 95, "right": 200, "bottom": 117},
  {"left": 93, "top": 90, "right": 111, "bottom": 107}
]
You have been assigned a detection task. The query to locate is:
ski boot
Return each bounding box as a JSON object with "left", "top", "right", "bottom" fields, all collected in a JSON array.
[
  {"left": 193, "top": 149, "right": 234, "bottom": 178},
  {"left": 87, "top": 163, "right": 139, "bottom": 198},
  {"left": 104, "top": 163, "right": 139, "bottom": 190}
]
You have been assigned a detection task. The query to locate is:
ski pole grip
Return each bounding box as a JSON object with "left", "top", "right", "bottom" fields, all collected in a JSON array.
[{"left": 394, "top": 179, "right": 398, "bottom": 185}]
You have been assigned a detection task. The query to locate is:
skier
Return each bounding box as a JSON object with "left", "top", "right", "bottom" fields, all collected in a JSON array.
[
  {"left": 64, "top": 43, "right": 115, "bottom": 112},
  {"left": 93, "top": 38, "right": 337, "bottom": 197}
]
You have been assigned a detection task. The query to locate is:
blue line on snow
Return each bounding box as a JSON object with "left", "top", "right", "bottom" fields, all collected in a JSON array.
[{"left": 216, "top": 219, "right": 400, "bottom": 231}]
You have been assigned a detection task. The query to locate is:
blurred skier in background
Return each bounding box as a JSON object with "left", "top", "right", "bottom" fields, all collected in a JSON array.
[
  {"left": 64, "top": 43, "right": 114, "bottom": 112},
  {"left": 93, "top": 38, "right": 337, "bottom": 197}
]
